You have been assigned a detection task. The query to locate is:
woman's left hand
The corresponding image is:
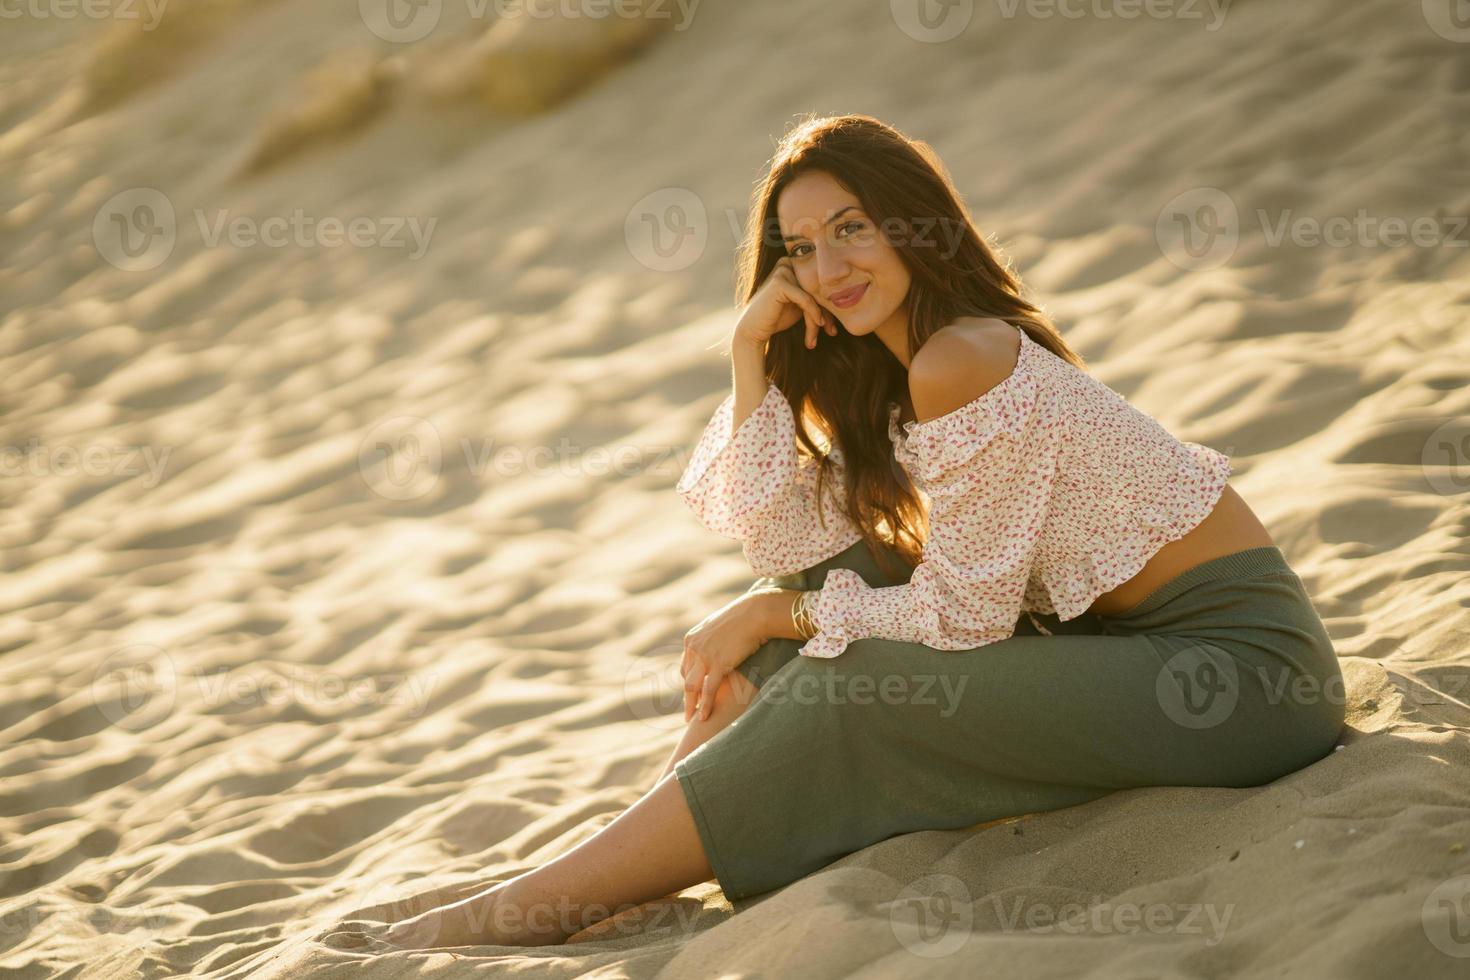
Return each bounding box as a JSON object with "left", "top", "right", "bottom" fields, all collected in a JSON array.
[{"left": 681, "top": 591, "right": 771, "bottom": 723}]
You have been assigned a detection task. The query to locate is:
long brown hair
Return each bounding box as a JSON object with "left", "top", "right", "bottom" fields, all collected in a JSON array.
[{"left": 735, "top": 113, "right": 1089, "bottom": 581}]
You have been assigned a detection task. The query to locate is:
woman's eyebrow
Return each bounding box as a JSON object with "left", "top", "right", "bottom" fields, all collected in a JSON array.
[{"left": 781, "top": 206, "right": 862, "bottom": 243}]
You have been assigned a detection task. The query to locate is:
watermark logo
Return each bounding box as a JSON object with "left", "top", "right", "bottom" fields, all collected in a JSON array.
[
  {"left": 359, "top": 0, "right": 443, "bottom": 42},
  {"left": 91, "top": 643, "right": 178, "bottom": 732},
  {"left": 1, "top": 438, "right": 172, "bottom": 488},
  {"left": 93, "top": 187, "right": 177, "bottom": 273},
  {"left": 890, "top": 0, "right": 974, "bottom": 43},
  {"left": 354, "top": 416, "right": 694, "bottom": 501},
  {"left": 88, "top": 643, "right": 439, "bottom": 730},
  {"left": 994, "top": 893, "right": 1234, "bottom": 944},
  {"left": 1256, "top": 209, "right": 1469, "bottom": 250},
  {"left": 1258, "top": 665, "right": 1346, "bottom": 711},
  {"left": 624, "top": 188, "right": 976, "bottom": 273},
  {"left": 1155, "top": 643, "right": 1239, "bottom": 730},
  {"left": 0, "top": 0, "right": 170, "bottom": 29},
  {"left": 92, "top": 189, "right": 438, "bottom": 271},
  {"left": 1157, "top": 186, "right": 1469, "bottom": 270},
  {"left": 625, "top": 187, "right": 708, "bottom": 272},
  {"left": 1155, "top": 186, "right": 1239, "bottom": 271},
  {"left": 761, "top": 662, "right": 971, "bottom": 716},
  {"left": 622, "top": 646, "right": 694, "bottom": 733},
  {"left": 358, "top": 415, "right": 444, "bottom": 501},
  {"left": 993, "top": 0, "right": 1231, "bottom": 32},
  {"left": 889, "top": 873, "right": 973, "bottom": 957},
  {"left": 1422, "top": 874, "right": 1470, "bottom": 958},
  {"left": 0, "top": 900, "right": 171, "bottom": 942},
  {"left": 355, "top": 872, "right": 447, "bottom": 948},
  {"left": 1423, "top": 0, "right": 1470, "bottom": 43},
  {"left": 359, "top": 0, "right": 701, "bottom": 44},
  {"left": 1422, "top": 419, "right": 1470, "bottom": 496}
]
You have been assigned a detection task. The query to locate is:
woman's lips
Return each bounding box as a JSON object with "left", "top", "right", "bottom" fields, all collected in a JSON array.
[{"left": 830, "top": 283, "right": 868, "bottom": 309}]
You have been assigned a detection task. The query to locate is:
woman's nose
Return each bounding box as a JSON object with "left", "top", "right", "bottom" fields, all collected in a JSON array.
[{"left": 816, "top": 248, "right": 850, "bottom": 288}]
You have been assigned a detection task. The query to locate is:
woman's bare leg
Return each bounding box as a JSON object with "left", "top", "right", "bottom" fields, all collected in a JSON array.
[
  {"left": 656, "top": 670, "right": 760, "bottom": 781},
  {"left": 382, "top": 671, "right": 763, "bottom": 950},
  {"left": 383, "top": 770, "right": 715, "bottom": 948}
]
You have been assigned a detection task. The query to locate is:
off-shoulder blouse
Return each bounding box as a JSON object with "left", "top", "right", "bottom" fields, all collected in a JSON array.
[{"left": 674, "top": 324, "right": 1233, "bottom": 659}]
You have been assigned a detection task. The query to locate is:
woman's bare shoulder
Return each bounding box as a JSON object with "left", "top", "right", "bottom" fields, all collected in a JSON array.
[{"left": 909, "top": 319, "right": 1021, "bottom": 425}]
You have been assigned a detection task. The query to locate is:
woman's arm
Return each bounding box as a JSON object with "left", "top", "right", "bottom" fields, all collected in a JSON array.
[
  {"left": 675, "top": 357, "right": 863, "bottom": 577},
  {"left": 730, "top": 328, "right": 771, "bottom": 433},
  {"left": 743, "top": 588, "right": 812, "bottom": 642}
]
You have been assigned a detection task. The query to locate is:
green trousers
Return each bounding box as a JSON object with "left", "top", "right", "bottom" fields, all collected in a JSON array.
[{"left": 673, "top": 540, "right": 1346, "bottom": 904}]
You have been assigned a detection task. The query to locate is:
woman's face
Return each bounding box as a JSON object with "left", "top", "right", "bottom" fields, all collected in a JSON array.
[{"left": 776, "top": 170, "right": 911, "bottom": 342}]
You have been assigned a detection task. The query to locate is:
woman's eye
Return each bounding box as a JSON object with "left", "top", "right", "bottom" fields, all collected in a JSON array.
[{"left": 788, "top": 222, "right": 863, "bottom": 258}]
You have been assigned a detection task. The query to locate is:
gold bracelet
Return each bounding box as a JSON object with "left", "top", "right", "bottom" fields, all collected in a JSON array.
[
  {"left": 800, "top": 595, "right": 818, "bottom": 640},
  {"left": 791, "top": 590, "right": 819, "bottom": 641},
  {"left": 789, "top": 590, "right": 806, "bottom": 640}
]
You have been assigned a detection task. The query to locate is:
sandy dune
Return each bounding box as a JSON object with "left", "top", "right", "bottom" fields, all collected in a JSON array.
[{"left": 2, "top": 0, "right": 1468, "bottom": 976}]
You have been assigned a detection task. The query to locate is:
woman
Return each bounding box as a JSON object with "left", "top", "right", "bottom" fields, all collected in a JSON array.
[{"left": 381, "top": 113, "right": 1346, "bottom": 949}]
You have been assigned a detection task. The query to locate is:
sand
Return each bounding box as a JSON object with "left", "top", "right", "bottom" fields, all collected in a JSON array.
[{"left": 2, "top": 0, "right": 1468, "bottom": 976}]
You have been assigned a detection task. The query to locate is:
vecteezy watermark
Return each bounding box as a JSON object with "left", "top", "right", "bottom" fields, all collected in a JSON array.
[
  {"left": 622, "top": 646, "right": 693, "bottom": 734},
  {"left": 480, "top": 891, "right": 703, "bottom": 942},
  {"left": 358, "top": 416, "right": 444, "bottom": 502},
  {"left": 1, "top": 438, "right": 172, "bottom": 488},
  {"left": 1422, "top": 418, "right": 1470, "bottom": 496},
  {"left": 1422, "top": 0, "right": 1470, "bottom": 43},
  {"left": 89, "top": 643, "right": 439, "bottom": 732},
  {"left": 0, "top": 900, "right": 172, "bottom": 942},
  {"left": 352, "top": 873, "right": 449, "bottom": 949},
  {"left": 1156, "top": 643, "right": 1240, "bottom": 729},
  {"left": 356, "top": 414, "right": 695, "bottom": 502},
  {"left": 889, "top": 873, "right": 974, "bottom": 957},
  {"left": 91, "top": 643, "right": 179, "bottom": 732},
  {"left": 0, "top": 0, "right": 170, "bottom": 29},
  {"left": 358, "top": 0, "right": 701, "bottom": 44},
  {"left": 1422, "top": 874, "right": 1470, "bottom": 958},
  {"left": 759, "top": 666, "right": 971, "bottom": 717},
  {"left": 624, "top": 187, "right": 709, "bottom": 273},
  {"left": 623, "top": 187, "right": 973, "bottom": 273},
  {"left": 624, "top": 648, "right": 974, "bottom": 733},
  {"left": 1155, "top": 186, "right": 1470, "bottom": 271},
  {"left": 1255, "top": 209, "right": 1470, "bottom": 250},
  {"left": 888, "top": 0, "right": 975, "bottom": 43},
  {"left": 359, "top": 874, "right": 706, "bottom": 947},
  {"left": 992, "top": 0, "right": 1231, "bottom": 31},
  {"left": 1155, "top": 645, "right": 1346, "bottom": 731},
  {"left": 992, "top": 893, "right": 1235, "bottom": 944},
  {"left": 91, "top": 188, "right": 437, "bottom": 272},
  {"left": 1155, "top": 187, "right": 1238, "bottom": 272},
  {"left": 889, "top": 0, "right": 1232, "bottom": 41}
]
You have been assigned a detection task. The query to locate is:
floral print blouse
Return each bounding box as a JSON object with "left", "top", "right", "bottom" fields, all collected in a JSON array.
[{"left": 674, "top": 324, "right": 1233, "bottom": 659}]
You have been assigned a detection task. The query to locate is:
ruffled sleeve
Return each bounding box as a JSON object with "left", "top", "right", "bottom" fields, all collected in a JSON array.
[
  {"left": 676, "top": 381, "right": 863, "bottom": 577},
  {"left": 798, "top": 356, "right": 1054, "bottom": 659}
]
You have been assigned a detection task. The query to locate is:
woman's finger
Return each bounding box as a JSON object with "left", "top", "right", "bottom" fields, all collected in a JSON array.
[
  {"left": 785, "top": 284, "right": 824, "bottom": 349},
  {"left": 699, "top": 672, "right": 723, "bottom": 722},
  {"left": 800, "top": 293, "right": 827, "bottom": 334},
  {"left": 683, "top": 666, "right": 705, "bottom": 723}
]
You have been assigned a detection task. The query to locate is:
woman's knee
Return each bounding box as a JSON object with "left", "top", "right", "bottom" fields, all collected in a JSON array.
[
  {"left": 757, "top": 642, "right": 905, "bottom": 716},
  {"left": 717, "top": 669, "right": 761, "bottom": 714}
]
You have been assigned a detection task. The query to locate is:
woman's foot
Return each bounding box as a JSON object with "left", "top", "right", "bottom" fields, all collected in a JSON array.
[{"left": 379, "top": 881, "right": 574, "bottom": 948}]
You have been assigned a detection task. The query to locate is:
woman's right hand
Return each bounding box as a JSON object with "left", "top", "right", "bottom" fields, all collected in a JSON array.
[{"left": 733, "top": 257, "right": 839, "bottom": 351}]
